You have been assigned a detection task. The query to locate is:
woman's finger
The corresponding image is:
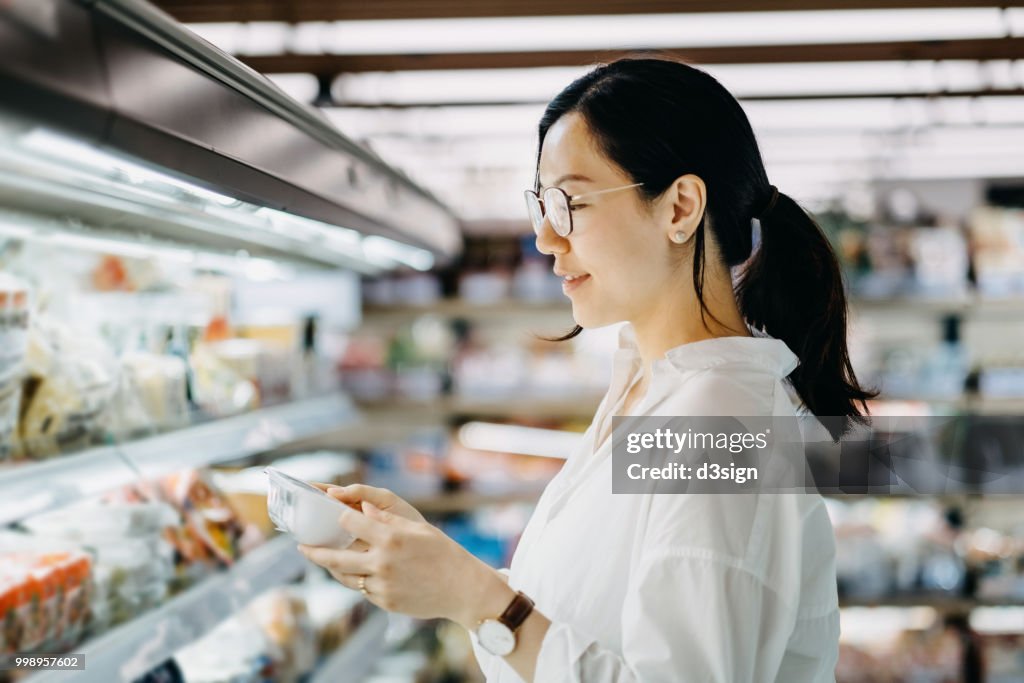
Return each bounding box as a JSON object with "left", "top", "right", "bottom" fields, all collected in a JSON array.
[
  {"left": 313, "top": 482, "right": 361, "bottom": 510},
  {"left": 298, "top": 544, "right": 374, "bottom": 575},
  {"left": 337, "top": 506, "right": 392, "bottom": 543},
  {"left": 327, "top": 484, "right": 397, "bottom": 510}
]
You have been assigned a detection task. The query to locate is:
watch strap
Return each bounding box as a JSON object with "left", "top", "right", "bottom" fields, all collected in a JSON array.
[{"left": 498, "top": 591, "right": 535, "bottom": 632}]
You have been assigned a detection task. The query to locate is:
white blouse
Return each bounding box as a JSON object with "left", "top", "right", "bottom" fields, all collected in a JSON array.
[{"left": 471, "top": 324, "right": 840, "bottom": 682}]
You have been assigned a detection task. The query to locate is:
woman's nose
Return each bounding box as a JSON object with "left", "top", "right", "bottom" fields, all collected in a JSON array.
[{"left": 534, "top": 217, "right": 569, "bottom": 255}]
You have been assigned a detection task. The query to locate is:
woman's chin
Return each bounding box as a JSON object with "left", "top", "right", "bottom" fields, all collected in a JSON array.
[{"left": 570, "top": 301, "right": 618, "bottom": 330}]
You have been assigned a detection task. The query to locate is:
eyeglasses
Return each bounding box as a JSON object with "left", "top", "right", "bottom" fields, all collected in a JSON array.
[{"left": 524, "top": 182, "right": 643, "bottom": 237}]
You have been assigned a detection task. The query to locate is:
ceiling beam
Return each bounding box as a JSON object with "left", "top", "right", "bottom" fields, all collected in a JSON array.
[
  {"left": 154, "top": 0, "right": 1024, "bottom": 23},
  {"left": 322, "top": 88, "right": 1024, "bottom": 108},
  {"left": 240, "top": 38, "right": 1024, "bottom": 75}
]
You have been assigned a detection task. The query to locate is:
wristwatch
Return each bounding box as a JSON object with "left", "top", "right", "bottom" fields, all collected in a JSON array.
[{"left": 475, "top": 590, "right": 535, "bottom": 656}]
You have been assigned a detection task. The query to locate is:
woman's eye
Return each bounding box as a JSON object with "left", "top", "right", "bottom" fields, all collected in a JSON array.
[{"left": 569, "top": 204, "right": 587, "bottom": 212}]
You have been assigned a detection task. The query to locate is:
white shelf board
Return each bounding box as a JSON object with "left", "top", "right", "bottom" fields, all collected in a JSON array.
[
  {"left": 0, "top": 393, "right": 356, "bottom": 526},
  {"left": 30, "top": 535, "right": 306, "bottom": 683},
  {"left": 311, "top": 609, "right": 390, "bottom": 683}
]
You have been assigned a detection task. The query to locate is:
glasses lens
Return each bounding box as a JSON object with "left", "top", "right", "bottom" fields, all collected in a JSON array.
[
  {"left": 524, "top": 191, "right": 544, "bottom": 234},
  {"left": 543, "top": 188, "right": 571, "bottom": 236}
]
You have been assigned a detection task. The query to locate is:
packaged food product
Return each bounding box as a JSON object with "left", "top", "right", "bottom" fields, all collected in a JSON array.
[
  {"left": 17, "top": 317, "right": 117, "bottom": 458},
  {"left": 248, "top": 589, "right": 317, "bottom": 682},
  {"left": 265, "top": 468, "right": 354, "bottom": 549},
  {"left": 20, "top": 502, "right": 176, "bottom": 633},
  {"left": 21, "top": 502, "right": 179, "bottom": 541},
  {"left": 119, "top": 352, "right": 189, "bottom": 431},
  {"left": 159, "top": 470, "right": 261, "bottom": 569},
  {"left": 0, "top": 541, "right": 93, "bottom": 655},
  {"left": 190, "top": 342, "right": 259, "bottom": 417},
  {"left": 0, "top": 275, "right": 30, "bottom": 462},
  {"left": 212, "top": 452, "right": 360, "bottom": 535},
  {"left": 0, "top": 274, "right": 29, "bottom": 384}
]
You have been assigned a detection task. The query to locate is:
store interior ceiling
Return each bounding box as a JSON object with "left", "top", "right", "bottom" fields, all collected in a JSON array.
[{"left": 153, "top": 1, "right": 1024, "bottom": 233}]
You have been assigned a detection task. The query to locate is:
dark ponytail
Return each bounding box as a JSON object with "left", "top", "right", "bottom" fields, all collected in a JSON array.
[
  {"left": 737, "top": 188, "right": 876, "bottom": 440},
  {"left": 536, "top": 57, "right": 876, "bottom": 440}
]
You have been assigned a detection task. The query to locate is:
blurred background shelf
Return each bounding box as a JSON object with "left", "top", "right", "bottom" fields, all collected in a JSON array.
[
  {"left": 407, "top": 487, "right": 547, "bottom": 515},
  {"left": 310, "top": 609, "right": 390, "bottom": 683},
  {"left": 357, "top": 395, "right": 603, "bottom": 421},
  {"left": 839, "top": 595, "right": 1024, "bottom": 613}
]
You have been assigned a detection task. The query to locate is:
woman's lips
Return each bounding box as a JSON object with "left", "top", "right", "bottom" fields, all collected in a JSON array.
[{"left": 562, "top": 273, "right": 591, "bottom": 294}]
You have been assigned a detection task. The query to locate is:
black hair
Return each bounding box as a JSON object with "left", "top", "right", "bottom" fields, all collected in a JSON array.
[{"left": 536, "top": 57, "right": 875, "bottom": 440}]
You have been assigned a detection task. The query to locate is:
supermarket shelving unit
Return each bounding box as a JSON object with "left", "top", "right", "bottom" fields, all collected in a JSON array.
[{"left": 3, "top": 392, "right": 370, "bottom": 683}]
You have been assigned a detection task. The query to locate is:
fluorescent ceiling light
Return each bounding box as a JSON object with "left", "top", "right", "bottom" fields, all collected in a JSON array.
[
  {"left": 458, "top": 421, "right": 578, "bottom": 459},
  {"left": 188, "top": 8, "right": 1017, "bottom": 56},
  {"left": 267, "top": 73, "right": 321, "bottom": 103},
  {"left": 323, "top": 104, "right": 546, "bottom": 138},
  {"left": 324, "top": 97, "right": 1024, "bottom": 139},
  {"left": 970, "top": 607, "right": 1024, "bottom": 634},
  {"left": 331, "top": 61, "right": 1023, "bottom": 105}
]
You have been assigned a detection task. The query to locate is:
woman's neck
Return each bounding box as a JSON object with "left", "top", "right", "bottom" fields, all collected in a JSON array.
[{"left": 630, "top": 268, "right": 749, "bottom": 373}]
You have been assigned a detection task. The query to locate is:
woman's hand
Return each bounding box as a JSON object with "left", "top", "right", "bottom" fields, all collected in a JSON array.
[
  {"left": 320, "top": 483, "right": 426, "bottom": 524},
  {"left": 299, "top": 501, "right": 513, "bottom": 628},
  {"left": 310, "top": 483, "right": 426, "bottom": 552}
]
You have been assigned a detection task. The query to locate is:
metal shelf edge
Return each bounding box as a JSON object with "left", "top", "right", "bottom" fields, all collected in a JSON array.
[
  {"left": 0, "top": 393, "right": 356, "bottom": 526},
  {"left": 310, "top": 609, "right": 390, "bottom": 683}
]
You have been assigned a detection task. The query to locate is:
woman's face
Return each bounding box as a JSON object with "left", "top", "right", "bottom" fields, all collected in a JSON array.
[{"left": 535, "top": 112, "right": 680, "bottom": 329}]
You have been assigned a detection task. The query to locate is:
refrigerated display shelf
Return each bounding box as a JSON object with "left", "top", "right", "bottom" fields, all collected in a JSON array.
[
  {"left": 409, "top": 487, "right": 547, "bottom": 515},
  {"left": 362, "top": 295, "right": 1024, "bottom": 324},
  {"left": 839, "top": 595, "right": 1024, "bottom": 613},
  {"left": 851, "top": 295, "right": 1024, "bottom": 317},
  {"left": 875, "top": 395, "right": 1024, "bottom": 415},
  {"left": 0, "top": 393, "right": 356, "bottom": 526},
  {"left": 310, "top": 609, "right": 390, "bottom": 683},
  {"left": 362, "top": 299, "right": 571, "bottom": 324},
  {"left": 357, "top": 394, "right": 603, "bottom": 421},
  {"left": 29, "top": 535, "right": 307, "bottom": 683}
]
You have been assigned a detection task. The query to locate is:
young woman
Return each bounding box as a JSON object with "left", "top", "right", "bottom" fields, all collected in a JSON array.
[{"left": 300, "top": 58, "right": 874, "bottom": 682}]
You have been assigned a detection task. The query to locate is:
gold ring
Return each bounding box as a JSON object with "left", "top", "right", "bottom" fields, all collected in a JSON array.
[{"left": 358, "top": 575, "right": 369, "bottom": 596}]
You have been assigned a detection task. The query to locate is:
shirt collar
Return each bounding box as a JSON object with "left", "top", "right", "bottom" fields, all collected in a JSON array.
[{"left": 615, "top": 322, "right": 799, "bottom": 377}]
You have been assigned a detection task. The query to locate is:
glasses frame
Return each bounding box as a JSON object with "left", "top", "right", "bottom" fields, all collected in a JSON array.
[{"left": 524, "top": 182, "right": 644, "bottom": 237}]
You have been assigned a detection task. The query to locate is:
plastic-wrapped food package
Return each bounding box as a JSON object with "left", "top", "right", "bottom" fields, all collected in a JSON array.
[
  {"left": 300, "top": 576, "right": 367, "bottom": 655},
  {"left": 20, "top": 502, "right": 176, "bottom": 631},
  {"left": 119, "top": 352, "right": 189, "bottom": 432},
  {"left": 0, "top": 275, "right": 30, "bottom": 461},
  {"left": 0, "top": 535, "right": 94, "bottom": 655},
  {"left": 85, "top": 537, "right": 171, "bottom": 629},
  {"left": 159, "top": 470, "right": 264, "bottom": 574},
  {"left": 247, "top": 589, "right": 318, "bottom": 683},
  {"left": 17, "top": 317, "right": 117, "bottom": 459},
  {"left": 174, "top": 613, "right": 273, "bottom": 683},
  {"left": 190, "top": 341, "right": 259, "bottom": 417}
]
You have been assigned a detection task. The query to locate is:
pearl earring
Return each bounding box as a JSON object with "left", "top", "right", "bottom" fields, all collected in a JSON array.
[{"left": 672, "top": 231, "right": 687, "bottom": 243}]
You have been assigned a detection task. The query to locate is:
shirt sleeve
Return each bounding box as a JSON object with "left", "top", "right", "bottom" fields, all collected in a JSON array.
[{"left": 531, "top": 549, "right": 799, "bottom": 683}]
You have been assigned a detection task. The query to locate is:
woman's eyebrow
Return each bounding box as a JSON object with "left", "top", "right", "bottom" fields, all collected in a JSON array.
[{"left": 538, "top": 173, "right": 593, "bottom": 191}]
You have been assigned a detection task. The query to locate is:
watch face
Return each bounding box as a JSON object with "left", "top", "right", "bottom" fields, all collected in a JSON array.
[{"left": 478, "top": 619, "right": 516, "bottom": 656}]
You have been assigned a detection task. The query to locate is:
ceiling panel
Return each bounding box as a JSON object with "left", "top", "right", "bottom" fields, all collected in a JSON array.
[{"left": 154, "top": 0, "right": 1022, "bottom": 23}]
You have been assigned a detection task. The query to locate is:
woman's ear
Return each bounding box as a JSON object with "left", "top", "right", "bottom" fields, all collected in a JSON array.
[{"left": 664, "top": 174, "right": 706, "bottom": 244}]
